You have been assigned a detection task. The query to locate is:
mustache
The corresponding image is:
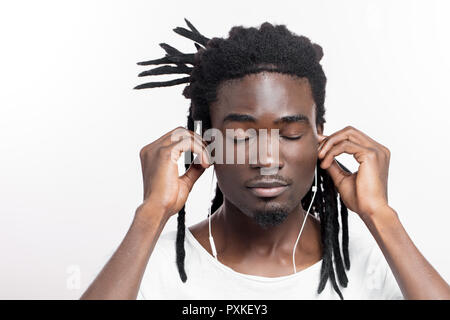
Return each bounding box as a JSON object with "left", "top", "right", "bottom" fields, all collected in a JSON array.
[{"left": 244, "top": 174, "right": 293, "bottom": 188}]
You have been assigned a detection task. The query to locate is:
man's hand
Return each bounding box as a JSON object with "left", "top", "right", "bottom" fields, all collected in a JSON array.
[
  {"left": 139, "top": 126, "right": 212, "bottom": 220},
  {"left": 317, "top": 125, "right": 391, "bottom": 221}
]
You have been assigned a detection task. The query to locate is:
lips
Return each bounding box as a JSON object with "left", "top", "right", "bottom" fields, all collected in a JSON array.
[
  {"left": 248, "top": 185, "right": 289, "bottom": 197},
  {"left": 246, "top": 179, "right": 289, "bottom": 198}
]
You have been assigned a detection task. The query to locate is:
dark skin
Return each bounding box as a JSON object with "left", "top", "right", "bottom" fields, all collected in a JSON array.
[
  {"left": 189, "top": 73, "right": 324, "bottom": 277},
  {"left": 81, "top": 72, "right": 450, "bottom": 299}
]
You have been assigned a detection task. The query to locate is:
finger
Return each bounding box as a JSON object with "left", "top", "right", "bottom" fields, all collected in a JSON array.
[
  {"left": 318, "top": 130, "right": 368, "bottom": 159},
  {"left": 179, "top": 158, "right": 207, "bottom": 192},
  {"left": 317, "top": 134, "right": 328, "bottom": 151},
  {"left": 346, "top": 126, "right": 383, "bottom": 147},
  {"left": 172, "top": 136, "right": 211, "bottom": 167},
  {"left": 319, "top": 139, "right": 369, "bottom": 169},
  {"left": 169, "top": 136, "right": 211, "bottom": 168},
  {"left": 168, "top": 127, "right": 208, "bottom": 149},
  {"left": 154, "top": 126, "right": 186, "bottom": 145},
  {"left": 318, "top": 126, "right": 377, "bottom": 158},
  {"left": 165, "top": 128, "right": 211, "bottom": 165},
  {"left": 325, "top": 158, "right": 352, "bottom": 190}
]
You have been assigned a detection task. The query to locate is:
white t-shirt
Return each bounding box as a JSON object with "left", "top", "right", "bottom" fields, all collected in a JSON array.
[{"left": 137, "top": 214, "right": 404, "bottom": 300}]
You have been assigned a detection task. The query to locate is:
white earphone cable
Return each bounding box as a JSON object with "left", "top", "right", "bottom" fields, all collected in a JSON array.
[
  {"left": 208, "top": 169, "right": 218, "bottom": 260},
  {"left": 208, "top": 165, "right": 319, "bottom": 271},
  {"left": 292, "top": 165, "right": 318, "bottom": 273}
]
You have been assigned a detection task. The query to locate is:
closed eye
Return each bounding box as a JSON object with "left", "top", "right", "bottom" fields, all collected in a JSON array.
[
  {"left": 233, "top": 135, "right": 302, "bottom": 142},
  {"left": 282, "top": 135, "right": 302, "bottom": 140},
  {"left": 233, "top": 136, "right": 255, "bottom": 143}
]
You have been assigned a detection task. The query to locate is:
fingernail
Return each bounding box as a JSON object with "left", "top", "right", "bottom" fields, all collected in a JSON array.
[
  {"left": 318, "top": 135, "right": 327, "bottom": 148},
  {"left": 318, "top": 141, "right": 325, "bottom": 151}
]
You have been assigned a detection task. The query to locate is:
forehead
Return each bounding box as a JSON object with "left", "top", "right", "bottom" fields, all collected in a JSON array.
[{"left": 210, "top": 72, "right": 315, "bottom": 124}]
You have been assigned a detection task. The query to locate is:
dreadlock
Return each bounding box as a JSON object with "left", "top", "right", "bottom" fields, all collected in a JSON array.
[{"left": 135, "top": 18, "right": 352, "bottom": 300}]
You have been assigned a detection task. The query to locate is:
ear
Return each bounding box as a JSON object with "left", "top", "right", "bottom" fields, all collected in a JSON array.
[{"left": 317, "top": 123, "right": 324, "bottom": 136}]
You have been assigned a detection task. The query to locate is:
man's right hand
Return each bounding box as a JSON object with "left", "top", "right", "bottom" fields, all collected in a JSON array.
[{"left": 138, "top": 126, "right": 212, "bottom": 221}]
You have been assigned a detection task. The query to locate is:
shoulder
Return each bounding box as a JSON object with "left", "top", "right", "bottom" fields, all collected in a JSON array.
[
  {"left": 155, "top": 222, "right": 209, "bottom": 258},
  {"left": 347, "top": 213, "right": 387, "bottom": 267},
  {"left": 159, "top": 229, "right": 178, "bottom": 242},
  {"left": 155, "top": 229, "right": 178, "bottom": 255},
  {"left": 345, "top": 213, "right": 404, "bottom": 299},
  {"left": 140, "top": 229, "right": 179, "bottom": 283}
]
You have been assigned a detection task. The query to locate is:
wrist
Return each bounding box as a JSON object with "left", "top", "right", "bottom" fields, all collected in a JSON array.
[
  {"left": 134, "top": 201, "right": 169, "bottom": 230},
  {"left": 361, "top": 205, "right": 400, "bottom": 233}
]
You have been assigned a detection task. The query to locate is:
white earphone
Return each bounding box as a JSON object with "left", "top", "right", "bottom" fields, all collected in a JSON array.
[
  {"left": 208, "top": 169, "right": 218, "bottom": 260},
  {"left": 292, "top": 165, "right": 318, "bottom": 273},
  {"left": 207, "top": 165, "right": 319, "bottom": 274}
]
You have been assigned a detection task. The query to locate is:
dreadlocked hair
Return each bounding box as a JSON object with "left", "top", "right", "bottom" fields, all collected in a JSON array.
[{"left": 135, "top": 18, "right": 352, "bottom": 300}]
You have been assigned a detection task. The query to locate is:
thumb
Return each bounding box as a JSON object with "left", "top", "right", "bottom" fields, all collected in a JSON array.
[
  {"left": 324, "top": 159, "right": 350, "bottom": 191},
  {"left": 180, "top": 157, "right": 207, "bottom": 192}
]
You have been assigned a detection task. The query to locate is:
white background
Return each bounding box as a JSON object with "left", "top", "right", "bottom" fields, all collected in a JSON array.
[{"left": 0, "top": 0, "right": 449, "bottom": 299}]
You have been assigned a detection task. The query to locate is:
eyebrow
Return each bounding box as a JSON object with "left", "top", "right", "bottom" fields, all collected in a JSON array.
[{"left": 222, "top": 113, "right": 310, "bottom": 125}]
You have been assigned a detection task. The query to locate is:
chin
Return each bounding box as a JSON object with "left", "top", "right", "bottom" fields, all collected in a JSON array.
[{"left": 252, "top": 201, "right": 291, "bottom": 229}]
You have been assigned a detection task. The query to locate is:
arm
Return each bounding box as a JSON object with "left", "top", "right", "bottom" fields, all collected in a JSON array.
[
  {"left": 362, "top": 206, "right": 450, "bottom": 300},
  {"left": 80, "top": 127, "right": 211, "bottom": 299},
  {"left": 81, "top": 204, "right": 167, "bottom": 299},
  {"left": 80, "top": 203, "right": 168, "bottom": 300},
  {"left": 317, "top": 126, "right": 450, "bottom": 300}
]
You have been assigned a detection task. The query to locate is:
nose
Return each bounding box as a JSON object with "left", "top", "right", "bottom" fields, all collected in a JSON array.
[{"left": 249, "top": 131, "right": 284, "bottom": 174}]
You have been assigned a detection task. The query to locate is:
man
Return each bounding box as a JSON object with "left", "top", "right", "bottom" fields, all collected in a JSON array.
[{"left": 81, "top": 19, "right": 450, "bottom": 300}]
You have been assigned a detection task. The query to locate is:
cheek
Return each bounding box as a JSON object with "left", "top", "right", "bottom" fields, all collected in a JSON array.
[
  {"left": 282, "top": 140, "right": 318, "bottom": 193},
  {"left": 214, "top": 164, "right": 242, "bottom": 198},
  {"left": 282, "top": 138, "right": 317, "bottom": 166}
]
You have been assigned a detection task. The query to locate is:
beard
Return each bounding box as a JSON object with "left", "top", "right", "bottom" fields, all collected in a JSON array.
[{"left": 252, "top": 201, "right": 290, "bottom": 229}]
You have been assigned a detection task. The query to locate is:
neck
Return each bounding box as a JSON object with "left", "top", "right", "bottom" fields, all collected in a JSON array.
[{"left": 211, "top": 198, "right": 322, "bottom": 260}]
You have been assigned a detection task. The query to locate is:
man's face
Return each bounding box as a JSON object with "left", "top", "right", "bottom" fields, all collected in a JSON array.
[{"left": 209, "top": 72, "right": 322, "bottom": 229}]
